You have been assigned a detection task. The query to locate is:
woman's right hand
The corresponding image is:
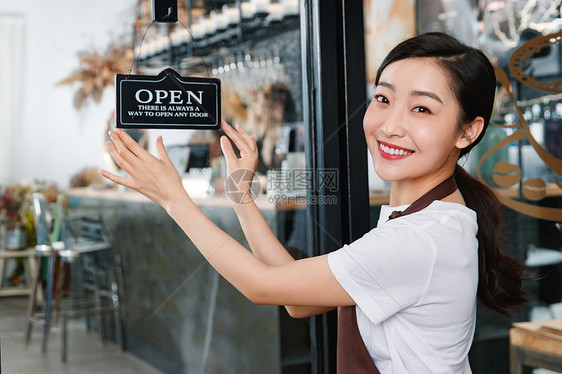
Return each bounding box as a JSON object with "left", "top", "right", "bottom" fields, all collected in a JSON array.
[
  {"left": 220, "top": 121, "right": 259, "bottom": 178},
  {"left": 100, "top": 129, "right": 189, "bottom": 213}
]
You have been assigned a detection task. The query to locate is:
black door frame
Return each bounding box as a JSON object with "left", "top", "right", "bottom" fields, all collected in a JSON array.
[{"left": 301, "top": 0, "right": 370, "bottom": 372}]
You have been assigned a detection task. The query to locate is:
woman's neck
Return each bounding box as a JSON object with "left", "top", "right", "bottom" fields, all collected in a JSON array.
[{"left": 388, "top": 166, "right": 459, "bottom": 207}]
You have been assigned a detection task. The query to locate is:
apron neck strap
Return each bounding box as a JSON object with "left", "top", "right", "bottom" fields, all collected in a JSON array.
[{"left": 389, "top": 174, "right": 457, "bottom": 220}]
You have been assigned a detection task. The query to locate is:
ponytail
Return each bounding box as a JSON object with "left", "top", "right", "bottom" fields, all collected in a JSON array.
[{"left": 454, "top": 164, "right": 529, "bottom": 316}]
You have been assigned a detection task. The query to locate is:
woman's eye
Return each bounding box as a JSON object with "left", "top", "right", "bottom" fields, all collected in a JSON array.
[
  {"left": 374, "top": 94, "right": 388, "bottom": 104},
  {"left": 413, "top": 106, "right": 431, "bottom": 113}
]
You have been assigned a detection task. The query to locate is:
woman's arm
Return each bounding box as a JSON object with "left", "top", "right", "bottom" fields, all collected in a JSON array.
[
  {"left": 220, "top": 123, "right": 336, "bottom": 317},
  {"left": 232, "top": 198, "right": 336, "bottom": 317},
  {"left": 167, "top": 191, "right": 351, "bottom": 307},
  {"left": 100, "top": 127, "right": 353, "bottom": 311},
  {"left": 220, "top": 122, "right": 295, "bottom": 264}
]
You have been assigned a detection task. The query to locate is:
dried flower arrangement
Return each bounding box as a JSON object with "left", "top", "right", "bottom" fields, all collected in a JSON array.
[
  {"left": 0, "top": 181, "right": 58, "bottom": 240},
  {"left": 0, "top": 184, "right": 33, "bottom": 225},
  {"left": 70, "top": 167, "right": 106, "bottom": 188},
  {"left": 57, "top": 43, "right": 134, "bottom": 110}
]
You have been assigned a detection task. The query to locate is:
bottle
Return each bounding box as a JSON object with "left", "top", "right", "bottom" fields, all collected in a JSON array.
[
  {"left": 268, "top": 3, "right": 284, "bottom": 32},
  {"left": 281, "top": 0, "right": 299, "bottom": 29},
  {"left": 223, "top": 4, "right": 241, "bottom": 46},
  {"left": 191, "top": 17, "right": 207, "bottom": 54},
  {"left": 241, "top": 1, "right": 258, "bottom": 39},
  {"left": 252, "top": 0, "right": 270, "bottom": 20}
]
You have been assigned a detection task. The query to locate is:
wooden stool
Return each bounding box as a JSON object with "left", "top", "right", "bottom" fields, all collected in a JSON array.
[{"left": 0, "top": 248, "right": 36, "bottom": 297}]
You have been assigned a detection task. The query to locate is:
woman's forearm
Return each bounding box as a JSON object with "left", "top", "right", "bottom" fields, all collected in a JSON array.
[
  {"left": 233, "top": 201, "right": 335, "bottom": 318},
  {"left": 218, "top": 123, "right": 296, "bottom": 266},
  {"left": 233, "top": 201, "right": 296, "bottom": 265},
  {"left": 165, "top": 192, "right": 350, "bottom": 311}
]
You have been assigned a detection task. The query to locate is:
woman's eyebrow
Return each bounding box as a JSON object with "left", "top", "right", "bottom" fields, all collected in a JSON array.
[
  {"left": 411, "top": 90, "right": 443, "bottom": 104},
  {"left": 376, "top": 81, "right": 394, "bottom": 90},
  {"left": 377, "top": 81, "right": 443, "bottom": 104}
]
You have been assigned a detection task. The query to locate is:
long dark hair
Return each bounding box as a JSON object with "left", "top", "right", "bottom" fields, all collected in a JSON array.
[{"left": 375, "top": 32, "right": 528, "bottom": 316}]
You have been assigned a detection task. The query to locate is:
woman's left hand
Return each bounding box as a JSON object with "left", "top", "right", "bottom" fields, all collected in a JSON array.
[{"left": 100, "top": 129, "right": 189, "bottom": 211}]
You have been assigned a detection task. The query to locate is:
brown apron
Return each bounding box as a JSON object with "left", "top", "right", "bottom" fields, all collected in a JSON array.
[{"left": 336, "top": 174, "right": 458, "bottom": 373}]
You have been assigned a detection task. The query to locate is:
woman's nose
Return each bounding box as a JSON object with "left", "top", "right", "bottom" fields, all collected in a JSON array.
[{"left": 380, "top": 108, "right": 406, "bottom": 138}]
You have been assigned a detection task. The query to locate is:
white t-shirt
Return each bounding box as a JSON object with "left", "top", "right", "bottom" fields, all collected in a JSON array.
[{"left": 328, "top": 200, "right": 478, "bottom": 374}]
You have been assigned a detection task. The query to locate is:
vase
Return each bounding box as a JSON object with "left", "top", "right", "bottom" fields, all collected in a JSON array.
[{"left": 5, "top": 223, "right": 26, "bottom": 251}]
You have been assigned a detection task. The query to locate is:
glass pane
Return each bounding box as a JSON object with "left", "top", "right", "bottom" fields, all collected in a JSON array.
[{"left": 105, "top": 1, "right": 310, "bottom": 373}]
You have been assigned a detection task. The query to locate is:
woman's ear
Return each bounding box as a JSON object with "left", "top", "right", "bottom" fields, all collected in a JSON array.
[{"left": 456, "top": 116, "right": 485, "bottom": 150}]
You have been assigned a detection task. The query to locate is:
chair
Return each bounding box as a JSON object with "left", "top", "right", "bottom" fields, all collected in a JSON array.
[
  {"left": 26, "top": 193, "right": 123, "bottom": 361},
  {"left": 25, "top": 192, "right": 62, "bottom": 352},
  {"left": 55, "top": 206, "right": 124, "bottom": 362}
]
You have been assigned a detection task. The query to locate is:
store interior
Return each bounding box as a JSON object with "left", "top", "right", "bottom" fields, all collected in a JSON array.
[{"left": 1, "top": 0, "right": 562, "bottom": 373}]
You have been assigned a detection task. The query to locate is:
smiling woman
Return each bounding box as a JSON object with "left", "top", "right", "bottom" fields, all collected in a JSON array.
[
  {"left": 100, "top": 32, "right": 528, "bottom": 373},
  {"left": 368, "top": 32, "right": 528, "bottom": 315}
]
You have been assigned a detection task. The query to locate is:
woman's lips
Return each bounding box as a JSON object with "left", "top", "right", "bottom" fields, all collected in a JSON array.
[{"left": 377, "top": 141, "right": 414, "bottom": 160}]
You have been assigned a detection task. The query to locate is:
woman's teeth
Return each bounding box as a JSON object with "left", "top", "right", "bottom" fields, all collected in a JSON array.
[{"left": 380, "top": 143, "right": 412, "bottom": 156}]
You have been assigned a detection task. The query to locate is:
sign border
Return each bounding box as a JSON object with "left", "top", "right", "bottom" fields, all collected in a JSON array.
[{"left": 115, "top": 68, "right": 221, "bottom": 130}]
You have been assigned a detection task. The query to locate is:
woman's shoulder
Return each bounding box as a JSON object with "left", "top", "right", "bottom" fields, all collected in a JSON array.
[
  {"left": 426, "top": 200, "right": 476, "bottom": 219},
  {"left": 378, "top": 200, "right": 477, "bottom": 234}
]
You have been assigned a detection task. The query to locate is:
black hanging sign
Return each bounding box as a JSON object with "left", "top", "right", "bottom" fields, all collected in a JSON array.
[{"left": 115, "top": 68, "right": 221, "bottom": 130}]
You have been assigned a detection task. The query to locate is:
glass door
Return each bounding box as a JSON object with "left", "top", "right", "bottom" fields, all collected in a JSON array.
[
  {"left": 127, "top": 1, "right": 313, "bottom": 373},
  {"left": 124, "top": 1, "right": 370, "bottom": 373}
]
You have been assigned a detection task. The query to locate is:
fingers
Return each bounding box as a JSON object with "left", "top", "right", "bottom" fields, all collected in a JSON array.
[
  {"left": 220, "top": 135, "right": 237, "bottom": 162},
  {"left": 108, "top": 130, "right": 141, "bottom": 169},
  {"left": 221, "top": 121, "right": 244, "bottom": 149},
  {"left": 105, "top": 140, "right": 135, "bottom": 174},
  {"left": 221, "top": 121, "right": 255, "bottom": 154},
  {"left": 234, "top": 123, "right": 257, "bottom": 152},
  {"left": 155, "top": 136, "right": 173, "bottom": 165},
  {"left": 114, "top": 128, "right": 149, "bottom": 159},
  {"left": 98, "top": 169, "right": 133, "bottom": 189}
]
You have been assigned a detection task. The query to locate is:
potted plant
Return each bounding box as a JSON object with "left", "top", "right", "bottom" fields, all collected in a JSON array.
[{"left": 0, "top": 183, "right": 33, "bottom": 250}]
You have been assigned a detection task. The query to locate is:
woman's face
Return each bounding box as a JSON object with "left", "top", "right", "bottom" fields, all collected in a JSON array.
[{"left": 364, "top": 57, "right": 465, "bottom": 184}]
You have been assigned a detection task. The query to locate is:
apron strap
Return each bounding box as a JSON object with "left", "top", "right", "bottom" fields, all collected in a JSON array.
[
  {"left": 337, "top": 306, "right": 381, "bottom": 373},
  {"left": 389, "top": 174, "right": 457, "bottom": 220}
]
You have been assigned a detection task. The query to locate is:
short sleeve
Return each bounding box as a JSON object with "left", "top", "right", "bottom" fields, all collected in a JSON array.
[{"left": 328, "top": 221, "right": 436, "bottom": 325}]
